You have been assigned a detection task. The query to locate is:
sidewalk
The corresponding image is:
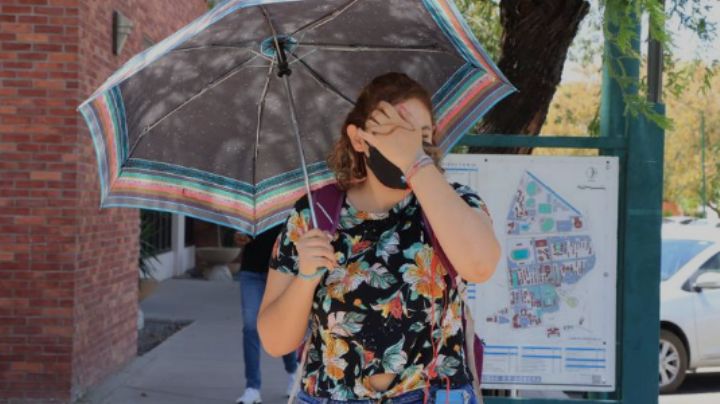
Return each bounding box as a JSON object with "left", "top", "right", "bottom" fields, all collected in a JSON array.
[{"left": 81, "top": 278, "right": 291, "bottom": 404}]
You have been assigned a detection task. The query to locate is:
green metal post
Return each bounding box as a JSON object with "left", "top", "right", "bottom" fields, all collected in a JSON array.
[
  {"left": 598, "top": 1, "right": 663, "bottom": 403},
  {"left": 701, "top": 112, "right": 707, "bottom": 218},
  {"left": 596, "top": 1, "right": 635, "bottom": 399},
  {"left": 599, "top": 1, "right": 639, "bottom": 141}
]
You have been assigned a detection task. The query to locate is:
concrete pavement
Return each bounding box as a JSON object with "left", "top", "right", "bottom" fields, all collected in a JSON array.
[
  {"left": 80, "top": 278, "right": 720, "bottom": 404},
  {"left": 81, "top": 278, "right": 292, "bottom": 404}
]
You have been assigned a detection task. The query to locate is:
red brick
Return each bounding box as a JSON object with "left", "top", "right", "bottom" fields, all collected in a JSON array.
[
  {"left": 17, "top": 52, "right": 48, "bottom": 61},
  {"left": 2, "top": 23, "right": 32, "bottom": 33},
  {"left": 15, "top": 216, "right": 46, "bottom": 225},
  {"left": 2, "top": 6, "right": 33, "bottom": 14},
  {"left": 18, "top": 15, "right": 48, "bottom": 24},
  {"left": 3, "top": 79, "right": 32, "bottom": 87},
  {"left": 1, "top": 1, "right": 208, "bottom": 400},
  {"left": 11, "top": 362, "right": 44, "bottom": 373},
  {"left": 2, "top": 42, "right": 32, "bottom": 51},
  {"left": 34, "top": 43, "right": 63, "bottom": 52},
  {"left": 35, "top": 7, "right": 65, "bottom": 16},
  {"left": 34, "top": 24, "right": 63, "bottom": 34},
  {"left": 16, "top": 33, "right": 50, "bottom": 42},
  {"left": 47, "top": 52, "right": 75, "bottom": 62},
  {"left": 2, "top": 61, "right": 33, "bottom": 69}
]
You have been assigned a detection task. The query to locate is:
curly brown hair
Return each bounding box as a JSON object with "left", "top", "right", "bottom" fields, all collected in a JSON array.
[{"left": 327, "top": 72, "right": 444, "bottom": 191}]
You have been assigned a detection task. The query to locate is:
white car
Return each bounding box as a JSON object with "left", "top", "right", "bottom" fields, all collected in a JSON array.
[{"left": 660, "top": 224, "right": 720, "bottom": 393}]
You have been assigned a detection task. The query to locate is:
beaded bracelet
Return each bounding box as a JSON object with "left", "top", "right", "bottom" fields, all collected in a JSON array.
[
  {"left": 297, "top": 267, "right": 328, "bottom": 280},
  {"left": 404, "top": 154, "right": 434, "bottom": 185}
]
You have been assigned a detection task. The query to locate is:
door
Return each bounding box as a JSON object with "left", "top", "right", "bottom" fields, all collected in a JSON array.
[{"left": 692, "top": 251, "right": 720, "bottom": 364}]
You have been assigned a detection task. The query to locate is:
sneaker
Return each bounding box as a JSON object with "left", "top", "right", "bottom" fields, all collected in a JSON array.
[
  {"left": 236, "top": 387, "right": 262, "bottom": 404},
  {"left": 286, "top": 371, "right": 298, "bottom": 397}
]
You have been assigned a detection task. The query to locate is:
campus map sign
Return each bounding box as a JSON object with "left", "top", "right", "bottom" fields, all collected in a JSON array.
[{"left": 443, "top": 154, "right": 618, "bottom": 392}]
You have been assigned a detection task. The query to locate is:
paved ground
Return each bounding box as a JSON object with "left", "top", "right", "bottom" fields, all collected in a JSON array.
[
  {"left": 82, "top": 278, "right": 720, "bottom": 404},
  {"left": 659, "top": 368, "right": 720, "bottom": 404},
  {"left": 81, "top": 278, "right": 292, "bottom": 404}
]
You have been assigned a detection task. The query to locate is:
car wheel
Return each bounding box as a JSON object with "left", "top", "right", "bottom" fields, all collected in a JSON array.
[{"left": 659, "top": 329, "right": 688, "bottom": 394}]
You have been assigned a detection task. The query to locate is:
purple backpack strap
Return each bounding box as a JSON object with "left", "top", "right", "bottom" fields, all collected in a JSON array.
[
  {"left": 311, "top": 183, "right": 344, "bottom": 233},
  {"left": 294, "top": 184, "right": 344, "bottom": 382},
  {"left": 420, "top": 210, "right": 484, "bottom": 386}
]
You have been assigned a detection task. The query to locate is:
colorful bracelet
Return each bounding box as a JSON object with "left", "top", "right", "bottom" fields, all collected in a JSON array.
[
  {"left": 297, "top": 267, "right": 328, "bottom": 280},
  {"left": 403, "top": 154, "right": 434, "bottom": 186}
]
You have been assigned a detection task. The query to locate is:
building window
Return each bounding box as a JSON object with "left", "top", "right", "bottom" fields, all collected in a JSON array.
[
  {"left": 141, "top": 209, "right": 172, "bottom": 254},
  {"left": 185, "top": 217, "right": 195, "bottom": 247}
]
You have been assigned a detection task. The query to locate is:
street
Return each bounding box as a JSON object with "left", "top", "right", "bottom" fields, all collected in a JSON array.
[{"left": 660, "top": 368, "right": 720, "bottom": 404}]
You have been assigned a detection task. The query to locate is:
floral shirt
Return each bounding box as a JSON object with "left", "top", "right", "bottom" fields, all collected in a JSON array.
[{"left": 269, "top": 182, "right": 492, "bottom": 400}]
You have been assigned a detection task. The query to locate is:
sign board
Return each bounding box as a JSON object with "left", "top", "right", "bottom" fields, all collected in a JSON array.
[{"left": 443, "top": 154, "right": 618, "bottom": 392}]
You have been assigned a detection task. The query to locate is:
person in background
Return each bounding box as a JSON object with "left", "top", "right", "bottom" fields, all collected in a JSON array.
[{"left": 234, "top": 224, "right": 298, "bottom": 404}]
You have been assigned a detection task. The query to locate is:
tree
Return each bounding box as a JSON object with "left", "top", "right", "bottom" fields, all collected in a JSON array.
[
  {"left": 662, "top": 64, "right": 720, "bottom": 216},
  {"left": 455, "top": 0, "right": 718, "bottom": 155},
  {"left": 466, "top": 0, "right": 591, "bottom": 155}
]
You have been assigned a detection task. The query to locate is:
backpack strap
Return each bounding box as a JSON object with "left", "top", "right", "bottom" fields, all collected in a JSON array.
[
  {"left": 288, "top": 184, "right": 344, "bottom": 403},
  {"left": 311, "top": 183, "right": 344, "bottom": 233},
  {"left": 421, "top": 210, "right": 484, "bottom": 401}
]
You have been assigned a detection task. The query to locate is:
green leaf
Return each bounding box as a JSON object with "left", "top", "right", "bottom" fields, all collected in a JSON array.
[
  {"left": 368, "top": 264, "right": 397, "bottom": 289},
  {"left": 382, "top": 336, "right": 408, "bottom": 373},
  {"left": 436, "top": 355, "right": 461, "bottom": 377},
  {"left": 409, "top": 322, "right": 425, "bottom": 332}
]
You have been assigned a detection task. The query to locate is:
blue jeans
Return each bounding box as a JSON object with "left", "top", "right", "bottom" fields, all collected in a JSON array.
[
  {"left": 239, "top": 270, "right": 298, "bottom": 389},
  {"left": 296, "top": 384, "right": 478, "bottom": 404}
]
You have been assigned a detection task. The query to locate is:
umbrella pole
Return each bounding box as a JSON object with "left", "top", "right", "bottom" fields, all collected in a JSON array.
[
  {"left": 281, "top": 75, "right": 319, "bottom": 230},
  {"left": 265, "top": 14, "right": 320, "bottom": 231}
]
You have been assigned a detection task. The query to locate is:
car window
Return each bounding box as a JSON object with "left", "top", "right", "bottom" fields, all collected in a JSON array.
[
  {"left": 661, "top": 239, "right": 714, "bottom": 281},
  {"left": 699, "top": 252, "right": 720, "bottom": 273}
]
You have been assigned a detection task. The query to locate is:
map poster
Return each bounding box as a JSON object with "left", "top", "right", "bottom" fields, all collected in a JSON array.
[{"left": 442, "top": 154, "right": 618, "bottom": 392}]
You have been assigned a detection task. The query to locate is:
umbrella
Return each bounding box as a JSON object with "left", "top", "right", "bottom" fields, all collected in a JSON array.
[{"left": 77, "top": 0, "right": 515, "bottom": 236}]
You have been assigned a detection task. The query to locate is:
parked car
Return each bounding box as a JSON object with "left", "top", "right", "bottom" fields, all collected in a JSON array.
[{"left": 660, "top": 224, "right": 720, "bottom": 393}]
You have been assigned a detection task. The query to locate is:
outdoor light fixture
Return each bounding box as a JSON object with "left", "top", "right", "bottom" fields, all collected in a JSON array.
[{"left": 113, "top": 10, "right": 134, "bottom": 56}]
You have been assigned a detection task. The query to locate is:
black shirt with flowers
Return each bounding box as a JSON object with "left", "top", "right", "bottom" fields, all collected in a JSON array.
[{"left": 269, "top": 182, "right": 492, "bottom": 400}]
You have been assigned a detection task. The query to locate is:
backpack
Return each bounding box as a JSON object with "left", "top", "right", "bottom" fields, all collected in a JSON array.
[{"left": 288, "top": 183, "right": 485, "bottom": 403}]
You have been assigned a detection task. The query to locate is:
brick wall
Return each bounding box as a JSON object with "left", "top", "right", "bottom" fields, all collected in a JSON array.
[{"left": 0, "top": 1, "right": 207, "bottom": 402}]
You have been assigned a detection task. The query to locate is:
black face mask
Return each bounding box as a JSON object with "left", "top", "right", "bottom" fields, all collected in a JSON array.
[
  {"left": 366, "top": 146, "right": 407, "bottom": 190},
  {"left": 365, "top": 142, "right": 433, "bottom": 190}
]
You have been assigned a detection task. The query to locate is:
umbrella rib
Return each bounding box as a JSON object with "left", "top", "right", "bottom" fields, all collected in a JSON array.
[
  {"left": 288, "top": 51, "right": 355, "bottom": 106},
  {"left": 252, "top": 61, "right": 275, "bottom": 227},
  {"left": 172, "top": 40, "right": 256, "bottom": 52},
  {"left": 296, "top": 43, "right": 447, "bottom": 54},
  {"left": 174, "top": 46, "right": 272, "bottom": 62},
  {"left": 289, "top": 0, "right": 361, "bottom": 37},
  {"left": 129, "top": 54, "right": 266, "bottom": 153}
]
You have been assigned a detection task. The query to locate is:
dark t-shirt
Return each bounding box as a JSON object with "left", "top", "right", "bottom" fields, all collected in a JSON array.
[
  {"left": 240, "top": 224, "right": 283, "bottom": 273},
  {"left": 268, "top": 182, "right": 493, "bottom": 400}
]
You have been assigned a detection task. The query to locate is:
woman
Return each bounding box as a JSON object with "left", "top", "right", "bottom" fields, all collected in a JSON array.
[{"left": 258, "top": 72, "right": 500, "bottom": 403}]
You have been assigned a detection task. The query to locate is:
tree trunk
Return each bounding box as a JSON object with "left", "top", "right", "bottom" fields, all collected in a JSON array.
[{"left": 470, "top": 0, "right": 590, "bottom": 155}]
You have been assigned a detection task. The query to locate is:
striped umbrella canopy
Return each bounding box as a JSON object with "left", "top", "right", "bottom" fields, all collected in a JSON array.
[{"left": 77, "top": 0, "right": 515, "bottom": 236}]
